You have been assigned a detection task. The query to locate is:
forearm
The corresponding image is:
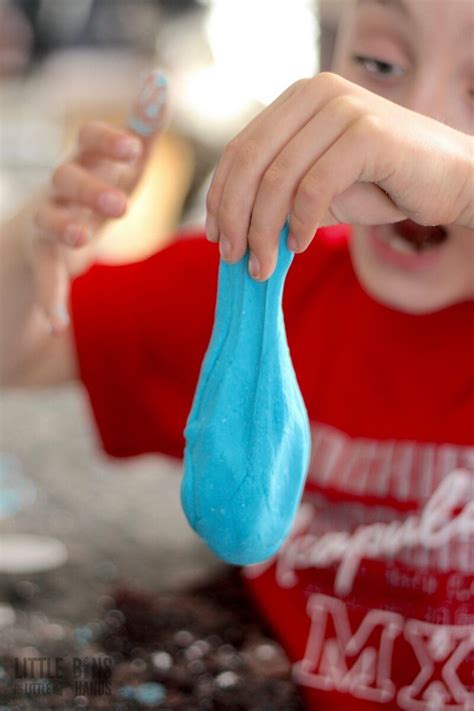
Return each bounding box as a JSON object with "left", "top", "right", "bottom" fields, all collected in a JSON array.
[
  {"left": 0, "top": 195, "right": 42, "bottom": 384},
  {"left": 0, "top": 192, "right": 76, "bottom": 388}
]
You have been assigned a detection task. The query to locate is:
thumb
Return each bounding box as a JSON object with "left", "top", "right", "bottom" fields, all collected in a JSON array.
[
  {"left": 127, "top": 69, "right": 168, "bottom": 154},
  {"left": 321, "top": 183, "right": 405, "bottom": 228}
]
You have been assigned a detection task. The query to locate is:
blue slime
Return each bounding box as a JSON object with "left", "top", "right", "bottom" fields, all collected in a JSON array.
[{"left": 181, "top": 222, "right": 311, "bottom": 565}]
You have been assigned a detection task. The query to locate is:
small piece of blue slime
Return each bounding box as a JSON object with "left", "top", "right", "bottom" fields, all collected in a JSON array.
[{"left": 182, "top": 221, "right": 311, "bottom": 565}]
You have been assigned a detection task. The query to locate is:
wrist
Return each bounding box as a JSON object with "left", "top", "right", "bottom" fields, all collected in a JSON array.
[
  {"left": 3, "top": 189, "right": 48, "bottom": 277},
  {"left": 1, "top": 205, "right": 36, "bottom": 283}
]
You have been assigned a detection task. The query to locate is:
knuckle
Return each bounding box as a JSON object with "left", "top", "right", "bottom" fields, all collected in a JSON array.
[
  {"left": 298, "top": 172, "right": 325, "bottom": 204},
  {"left": 328, "top": 93, "right": 364, "bottom": 118},
  {"left": 290, "top": 211, "right": 310, "bottom": 238},
  {"left": 313, "top": 70, "right": 333, "bottom": 84},
  {"left": 95, "top": 124, "right": 112, "bottom": 153},
  {"left": 51, "top": 163, "right": 69, "bottom": 189},
  {"left": 225, "top": 136, "right": 241, "bottom": 157},
  {"left": 311, "top": 71, "right": 343, "bottom": 93},
  {"left": 327, "top": 201, "right": 346, "bottom": 225},
  {"left": 205, "top": 186, "right": 219, "bottom": 215},
  {"left": 219, "top": 138, "right": 241, "bottom": 170},
  {"left": 102, "top": 131, "right": 115, "bottom": 155},
  {"left": 262, "top": 160, "right": 288, "bottom": 191},
  {"left": 290, "top": 78, "right": 310, "bottom": 94},
  {"left": 78, "top": 177, "right": 95, "bottom": 205},
  {"left": 354, "top": 112, "right": 384, "bottom": 139},
  {"left": 217, "top": 200, "right": 238, "bottom": 235},
  {"left": 235, "top": 139, "right": 259, "bottom": 170},
  {"left": 248, "top": 212, "right": 268, "bottom": 239},
  {"left": 352, "top": 114, "right": 387, "bottom": 178}
]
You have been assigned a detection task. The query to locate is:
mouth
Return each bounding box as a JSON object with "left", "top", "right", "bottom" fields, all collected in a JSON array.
[
  {"left": 379, "top": 220, "right": 449, "bottom": 254},
  {"left": 367, "top": 220, "right": 449, "bottom": 271}
]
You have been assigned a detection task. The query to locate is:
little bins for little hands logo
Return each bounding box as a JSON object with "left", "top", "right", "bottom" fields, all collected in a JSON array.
[{"left": 14, "top": 655, "right": 113, "bottom": 697}]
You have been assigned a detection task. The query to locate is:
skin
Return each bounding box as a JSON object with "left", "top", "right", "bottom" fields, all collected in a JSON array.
[
  {"left": 0, "top": 73, "right": 166, "bottom": 385},
  {"left": 0, "top": 0, "right": 473, "bottom": 386},
  {"left": 206, "top": 0, "right": 474, "bottom": 313},
  {"left": 336, "top": 0, "right": 474, "bottom": 313}
]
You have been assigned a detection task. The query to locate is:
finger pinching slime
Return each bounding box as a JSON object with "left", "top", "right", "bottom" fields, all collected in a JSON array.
[{"left": 182, "top": 221, "right": 311, "bottom": 565}]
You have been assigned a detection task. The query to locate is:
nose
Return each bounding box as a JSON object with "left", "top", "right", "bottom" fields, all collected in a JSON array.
[{"left": 400, "top": 78, "right": 450, "bottom": 125}]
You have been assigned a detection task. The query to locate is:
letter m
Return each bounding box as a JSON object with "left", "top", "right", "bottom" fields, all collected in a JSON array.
[{"left": 293, "top": 594, "right": 404, "bottom": 703}]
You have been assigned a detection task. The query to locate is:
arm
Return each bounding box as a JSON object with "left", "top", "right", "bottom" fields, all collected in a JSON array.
[
  {"left": 0, "top": 144, "right": 143, "bottom": 388},
  {"left": 0, "top": 191, "right": 77, "bottom": 387},
  {"left": 0, "top": 70, "right": 167, "bottom": 388}
]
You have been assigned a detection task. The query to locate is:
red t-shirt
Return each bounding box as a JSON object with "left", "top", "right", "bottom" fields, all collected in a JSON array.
[{"left": 70, "top": 226, "right": 474, "bottom": 711}]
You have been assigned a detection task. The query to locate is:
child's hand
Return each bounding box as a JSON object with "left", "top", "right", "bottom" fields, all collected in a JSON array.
[
  {"left": 205, "top": 72, "right": 473, "bottom": 281},
  {"left": 30, "top": 69, "right": 167, "bottom": 333}
]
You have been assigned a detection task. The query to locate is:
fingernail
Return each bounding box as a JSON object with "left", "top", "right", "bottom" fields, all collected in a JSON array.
[
  {"left": 287, "top": 233, "right": 297, "bottom": 252},
  {"left": 129, "top": 69, "right": 168, "bottom": 137},
  {"left": 248, "top": 253, "right": 260, "bottom": 279},
  {"left": 98, "top": 192, "right": 125, "bottom": 217},
  {"left": 48, "top": 303, "right": 70, "bottom": 335},
  {"left": 219, "top": 236, "right": 231, "bottom": 260},
  {"left": 206, "top": 215, "right": 218, "bottom": 243},
  {"left": 115, "top": 138, "right": 141, "bottom": 160}
]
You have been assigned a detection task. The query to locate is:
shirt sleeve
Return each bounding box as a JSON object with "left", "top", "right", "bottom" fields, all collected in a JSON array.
[{"left": 69, "top": 232, "right": 219, "bottom": 460}]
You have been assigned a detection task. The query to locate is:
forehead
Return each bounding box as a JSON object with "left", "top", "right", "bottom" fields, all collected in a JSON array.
[
  {"left": 353, "top": 0, "right": 474, "bottom": 42},
  {"left": 357, "top": 0, "right": 409, "bottom": 14}
]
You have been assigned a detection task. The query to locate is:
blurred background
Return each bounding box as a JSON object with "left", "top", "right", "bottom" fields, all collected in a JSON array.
[{"left": 0, "top": 1, "right": 343, "bottom": 708}]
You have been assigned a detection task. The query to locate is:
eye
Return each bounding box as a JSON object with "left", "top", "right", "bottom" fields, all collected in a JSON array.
[{"left": 351, "top": 54, "right": 405, "bottom": 78}]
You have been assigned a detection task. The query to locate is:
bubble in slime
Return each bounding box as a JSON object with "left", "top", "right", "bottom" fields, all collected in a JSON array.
[{"left": 181, "top": 222, "right": 311, "bottom": 565}]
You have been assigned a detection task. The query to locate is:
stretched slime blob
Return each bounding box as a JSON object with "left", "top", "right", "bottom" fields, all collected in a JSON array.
[{"left": 181, "top": 222, "right": 311, "bottom": 565}]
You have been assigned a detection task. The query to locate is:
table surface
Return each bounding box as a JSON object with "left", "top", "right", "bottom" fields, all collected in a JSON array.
[{"left": 1, "top": 383, "right": 222, "bottom": 649}]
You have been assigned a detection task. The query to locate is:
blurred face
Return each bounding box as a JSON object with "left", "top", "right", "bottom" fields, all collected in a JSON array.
[{"left": 332, "top": 0, "right": 474, "bottom": 313}]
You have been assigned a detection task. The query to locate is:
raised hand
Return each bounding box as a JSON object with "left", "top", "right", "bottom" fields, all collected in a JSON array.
[{"left": 31, "top": 69, "right": 167, "bottom": 333}]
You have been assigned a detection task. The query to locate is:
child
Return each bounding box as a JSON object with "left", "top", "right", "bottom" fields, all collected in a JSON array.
[{"left": 1, "top": 0, "right": 473, "bottom": 709}]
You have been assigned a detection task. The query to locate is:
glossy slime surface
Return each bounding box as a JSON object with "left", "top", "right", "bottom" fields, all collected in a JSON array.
[{"left": 181, "top": 222, "right": 311, "bottom": 565}]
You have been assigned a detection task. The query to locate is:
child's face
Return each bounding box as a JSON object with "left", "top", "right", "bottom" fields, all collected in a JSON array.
[{"left": 332, "top": 0, "right": 473, "bottom": 314}]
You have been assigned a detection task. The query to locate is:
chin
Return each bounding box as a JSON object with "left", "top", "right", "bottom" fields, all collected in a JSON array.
[{"left": 349, "top": 223, "right": 472, "bottom": 315}]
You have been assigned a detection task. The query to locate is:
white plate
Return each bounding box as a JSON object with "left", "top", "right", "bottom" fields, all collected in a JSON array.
[{"left": 0, "top": 535, "right": 68, "bottom": 574}]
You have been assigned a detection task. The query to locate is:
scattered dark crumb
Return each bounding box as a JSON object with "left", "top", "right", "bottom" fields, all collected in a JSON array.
[{"left": 0, "top": 569, "right": 305, "bottom": 710}]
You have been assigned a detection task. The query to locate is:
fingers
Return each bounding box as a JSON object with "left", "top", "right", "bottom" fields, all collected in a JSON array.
[
  {"left": 245, "top": 95, "right": 363, "bottom": 280},
  {"left": 78, "top": 121, "right": 142, "bottom": 162},
  {"left": 207, "top": 72, "right": 406, "bottom": 282},
  {"left": 51, "top": 162, "right": 127, "bottom": 218},
  {"left": 207, "top": 82, "right": 314, "bottom": 258},
  {"left": 30, "top": 68, "right": 169, "bottom": 336},
  {"left": 205, "top": 79, "right": 305, "bottom": 245},
  {"left": 206, "top": 73, "right": 349, "bottom": 266},
  {"left": 35, "top": 201, "right": 92, "bottom": 247},
  {"left": 289, "top": 117, "right": 401, "bottom": 251}
]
